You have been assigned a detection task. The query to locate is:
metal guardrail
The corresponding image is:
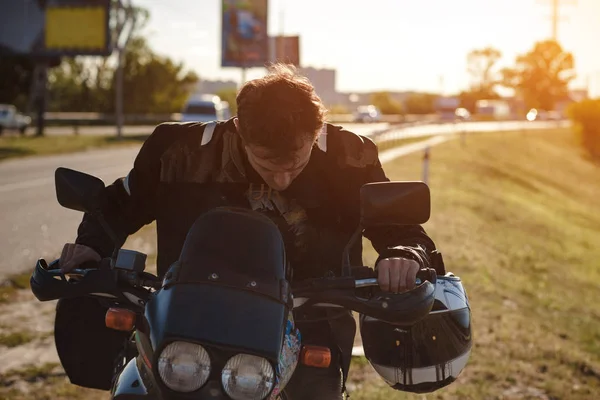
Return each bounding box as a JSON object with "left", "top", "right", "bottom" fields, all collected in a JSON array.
[{"left": 39, "top": 112, "right": 438, "bottom": 125}]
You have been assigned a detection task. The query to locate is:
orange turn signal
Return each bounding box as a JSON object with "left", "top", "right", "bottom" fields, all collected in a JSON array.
[
  {"left": 105, "top": 308, "right": 136, "bottom": 331},
  {"left": 300, "top": 345, "right": 331, "bottom": 368}
]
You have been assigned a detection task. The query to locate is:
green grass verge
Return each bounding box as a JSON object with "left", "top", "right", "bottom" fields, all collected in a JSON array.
[
  {"left": 350, "top": 128, "right": 600, "bottom": 399},
  {"left": 0, "top": 272, "right": 32, "bottom": 304},
  {"left": 0, "top": 134, "right": 148, "bottom": 162},
  {"left": 3, "top": 128, "right": 599, "bottom": 399}
]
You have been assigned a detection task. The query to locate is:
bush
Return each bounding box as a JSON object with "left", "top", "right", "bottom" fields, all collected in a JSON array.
[
  {"left": 567, "top": 99, "right": 600, "bottom": 158},
  {"left": 370, "top": 92, "right": 404, "bottom": 115}
]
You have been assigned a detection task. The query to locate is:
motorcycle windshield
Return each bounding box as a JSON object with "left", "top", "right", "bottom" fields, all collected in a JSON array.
[{"left": 145, "top": 207, "right": 289, "bottom": 362}]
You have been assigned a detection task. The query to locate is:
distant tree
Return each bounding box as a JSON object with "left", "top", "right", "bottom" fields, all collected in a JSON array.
[
  {"left": 328, "top": 104, "right": 350, "bottom": 114},
  {"left": 567, "top": 99, "right": 600, "bottom": 158},
  {"left": 47, "top": 4, "right": 198, "bottom": 114},
  {"left": 48, "top": 57, "right": 112, "bottom": 112},
  {"left": 403, "top": 93, "right": 436, "bottom": 114},
  {"left": 216, "top": 87, "right": 239, "bottom": 116},
  {"left": 0, "top": 55, "right": 36, "bottom": 111},
  {"left": 467, "top": 47, "right": 502, "bottom": 98},
  {"left": 501, "top": 40, "right": 575, "bottom": 111},
  {"left": 370, "top": 92, "right": 403, "bottom": 115},
  {"left": 112, "top": 37, "right": 199, "bottom": 114}
]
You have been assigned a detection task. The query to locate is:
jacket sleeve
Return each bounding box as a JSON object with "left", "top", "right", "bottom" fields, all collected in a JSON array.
[
  {"left": 361, "top": 141, "right": 438, "bottom": 269},
  {"left": 75, "top": 125, "right": 169, "bottom": 257}
]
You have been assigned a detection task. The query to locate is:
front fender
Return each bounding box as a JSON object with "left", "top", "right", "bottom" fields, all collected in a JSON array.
[{"left": 111, "top": 358, "right": 155, "bottom": 399}]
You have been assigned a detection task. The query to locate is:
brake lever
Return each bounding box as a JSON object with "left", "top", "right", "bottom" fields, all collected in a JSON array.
[{"left": 293, "top": 268, "right": 438, "bottom": 325}]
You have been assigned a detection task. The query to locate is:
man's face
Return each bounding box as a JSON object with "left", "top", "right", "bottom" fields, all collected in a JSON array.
[
  {"left": 244, "top": 140, "right": 313, "bottom": 191},
  {"left": 235, "top": 117, "right": 314, "bottom": 191}
]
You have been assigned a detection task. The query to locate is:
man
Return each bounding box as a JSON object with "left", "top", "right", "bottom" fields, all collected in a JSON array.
[{"left": 59, "top": 63, "right": 438, "bottom": 398}]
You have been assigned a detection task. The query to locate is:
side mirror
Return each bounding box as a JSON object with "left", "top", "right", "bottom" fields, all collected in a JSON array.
[
  {"left": 55, "top": 167, "right": 106, "bottom": 213},
  {"left": 360, "top": 181, "right": 430, "bottom": 227}
]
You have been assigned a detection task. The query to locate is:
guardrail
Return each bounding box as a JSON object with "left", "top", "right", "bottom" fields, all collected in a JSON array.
[{"left": 37, "top": 112, "right": 439, "bottom": 126}]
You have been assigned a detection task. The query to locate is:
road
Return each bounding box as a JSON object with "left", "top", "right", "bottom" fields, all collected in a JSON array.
[{"left": 0, "top": 120, "right": 569, "bottom": 278}]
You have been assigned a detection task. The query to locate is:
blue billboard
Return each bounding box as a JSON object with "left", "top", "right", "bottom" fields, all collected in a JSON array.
[{"left": 221, "top": 0, "right": 269, "bottom": 68}]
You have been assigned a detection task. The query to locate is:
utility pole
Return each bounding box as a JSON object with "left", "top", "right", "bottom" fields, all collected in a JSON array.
[
  {"left": 551, "top": 0, "right": 559, "bottom": 40},
  {"left": 540, "top": 0, "right": 576, "bottom": 41},
  {"left": 114, "top": 0, "right": 137, "bottom": 139}
]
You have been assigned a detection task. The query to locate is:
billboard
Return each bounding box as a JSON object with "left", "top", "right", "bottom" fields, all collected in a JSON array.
[
  {"left": 269, "top": 36, "right": 300, "bottom": 66},
  {"left": 0, "top": 0, "right": 111, "bottom": 58},
  {"left": 221, "top": 0, "right": 269, "bottom": 68}
]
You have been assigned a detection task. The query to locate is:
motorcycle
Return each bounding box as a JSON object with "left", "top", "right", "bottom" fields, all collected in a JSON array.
[{"left": 30, "top": 167, "right": 439, "bottom": 399}]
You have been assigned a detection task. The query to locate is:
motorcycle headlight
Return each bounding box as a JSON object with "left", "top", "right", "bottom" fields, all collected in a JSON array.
[
  {"left": 221, "top": 354, "right": 275, "bottom": 400},
  {"left": 158, "top": 341, "right": 211, "bottom": 392}
]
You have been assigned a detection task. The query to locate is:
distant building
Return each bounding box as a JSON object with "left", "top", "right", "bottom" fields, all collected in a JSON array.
[
  {"left": 194, "top": 79, "right": 238, "bottom": 96},
  {"left": 299, "top": 67, "right": 338, "bottom": 106}
]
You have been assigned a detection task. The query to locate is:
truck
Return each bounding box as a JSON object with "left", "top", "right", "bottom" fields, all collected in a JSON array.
[
  {"left": 475, "top": 99, "right": 511, "bottom": 120},
  {"left": 0, "top": 104, "right": 31, "bottom": 135}
]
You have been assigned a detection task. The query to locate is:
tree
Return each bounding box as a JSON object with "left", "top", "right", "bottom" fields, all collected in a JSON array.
[
  {"left": 48, "top": 57, "right": 112, "bottom": 112},
  {"left": 47, "top": 37, "right": 199, "bottom": 114},
  {"left": 47, "top": 10, "right": 199, "bottom": 115},
  {"left": 0, "top": 55, "right": 36, "bottom": 111},
  {"left": 567, "top": 99, "right": 600, "bottom": 158},
  {"left": 467, "top": 47, "right": 502, "bottom": 98},
  {"left": 501, "top": 40, "right": 575, "bottom": 111},
  {"left": 112, "top": 36, "right": 199, "bottom": 114},
  {"left": 216, "top": 88, "right": 239, "bottom": 116},
  {"left": 370, "top": 92, "right": 403, "bottom": 115},
  {"left": 403, "top": 93, "right": 436, "bottom": 114}
]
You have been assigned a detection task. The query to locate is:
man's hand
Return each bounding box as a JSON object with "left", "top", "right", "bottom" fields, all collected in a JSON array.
[
  {"left": 377, "top": 257, "right": 420, "bottom": 293},
  {"left": 59, "top": 243, "right": 101, "bottom": 273}
]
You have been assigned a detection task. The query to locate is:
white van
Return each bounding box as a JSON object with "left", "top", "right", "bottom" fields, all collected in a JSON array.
[{"left": 181, "top": 94, "right": 231, "bottom": 123}]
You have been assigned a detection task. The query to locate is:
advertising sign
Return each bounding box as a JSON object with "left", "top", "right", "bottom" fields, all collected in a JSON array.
[
  {"left": 269, "top": 35, "right": 300, "bottom": 66},
  {"left": 221, "top": 0, "right": 269, "bottom": 68},
  {"left": 0, "top": 0, "right": 111, "bottom": 58}
]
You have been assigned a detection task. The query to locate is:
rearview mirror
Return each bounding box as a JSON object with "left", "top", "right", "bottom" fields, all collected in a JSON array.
[
  {"left": 360, "top": 182, "right": 430, "bottom": 227},
  {"left": 55, "top": 167, "right": 106, "bottom": 213}
]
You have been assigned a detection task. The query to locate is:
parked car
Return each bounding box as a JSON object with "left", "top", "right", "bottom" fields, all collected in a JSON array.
[
  {"left": 526, "top": 108, "right": 561, "bottom": 121},
  {"left": 454, "top": 107, "right": 471, "bottom": 121},
  {"left": 0, "top": 104, "right": 31, "bottom": 135},
  {"left": 353, "top": 105, "right": 382, "bottom": 123},
  {"left": 180, "top": 95, "right": 231, "bottom": 123}
]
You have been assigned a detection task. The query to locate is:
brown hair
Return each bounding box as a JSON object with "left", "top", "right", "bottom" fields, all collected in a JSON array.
[{"left": 236, "top": 63, "right": 327, "bottom": 157}]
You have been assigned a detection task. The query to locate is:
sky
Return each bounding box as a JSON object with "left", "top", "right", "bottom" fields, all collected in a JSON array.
[{"left": 136, "top": 0, "right": 600, "bottom": 97}]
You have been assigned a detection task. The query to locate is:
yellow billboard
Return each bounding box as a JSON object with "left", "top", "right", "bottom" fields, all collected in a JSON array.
[{"left": 45, "top": 6, "right": 108, "bottom": 52}]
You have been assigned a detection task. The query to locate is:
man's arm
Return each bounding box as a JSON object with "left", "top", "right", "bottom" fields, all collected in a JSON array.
[
  {"left": 360, "top": 140, "right": 438, "bottom": 270},
  {"left": 74, "top": 125, "right": 170, "bottom": 258}
]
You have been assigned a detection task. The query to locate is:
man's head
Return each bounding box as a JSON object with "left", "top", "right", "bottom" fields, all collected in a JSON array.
[{"left": 234, "top": 63, "right": 327, "bottom": 191}]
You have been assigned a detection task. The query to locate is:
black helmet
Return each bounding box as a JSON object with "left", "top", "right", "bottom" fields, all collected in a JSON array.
[{"left": 359, "top": 273, "right": 472, "bottom": 394}]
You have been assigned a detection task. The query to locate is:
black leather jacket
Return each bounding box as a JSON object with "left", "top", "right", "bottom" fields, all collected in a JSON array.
[{"left": 75, "top": 118, "right": 437, "bottom": 280}]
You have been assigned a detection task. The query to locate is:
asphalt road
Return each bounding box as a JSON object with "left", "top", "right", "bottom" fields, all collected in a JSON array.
[{"left": 0, "top": 120, "right": 569, "bottom": 278}]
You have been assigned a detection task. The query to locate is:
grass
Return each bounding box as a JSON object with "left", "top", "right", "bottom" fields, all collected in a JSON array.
[
  {"left": 3, "top": 128, "right": 599, "bottom": 399},
  {"left": 0, "top": 363, "right": 107, "bottom": 400},
  {"left": 0, "top": 272, "right": 32, "bottom": 303},
  {"left": 0, "top": 134, "right": 148, "bottom": 162},
  {"left": 0, "top": 332, "right": 35, "bottom": 348},
  {"left": 348, "top": 128, "right": 600, "bottom": 399}
]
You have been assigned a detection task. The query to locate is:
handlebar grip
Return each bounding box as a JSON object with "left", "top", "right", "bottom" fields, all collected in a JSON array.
[{"left": 416, "top": 268, "right": 437, "bottom": 285}]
